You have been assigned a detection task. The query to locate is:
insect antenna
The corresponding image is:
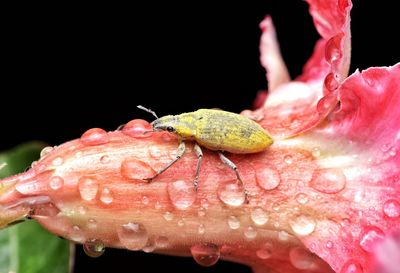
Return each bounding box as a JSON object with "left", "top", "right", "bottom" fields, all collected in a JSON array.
[{"left": 137, "top": 105, "right": 159, "bottom": 119}]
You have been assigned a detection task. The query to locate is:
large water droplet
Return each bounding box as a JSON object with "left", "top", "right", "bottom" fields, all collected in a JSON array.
[
  {"left": 256, "top": 243, "right": 273, "bottom": 259},
  {"left": 81, "top": 128, "right": 109, "bottom": 146},
  {"left": 40, "top": 146, "right": 54, "bottom": 158},
  {"left": 190, "top": 243, "right": 220, "bottom": 267},
  {"left": 100, "top": 187, "right": 113, "bottom": 204},
  {"left": 295, "top": 193, "right": 309, "bottom": 204},
  {"left": 228, "top": 216, "right": 240, "bottom": 230},
  {"left": 317, "top": 94, "right": 337, "bottom": 114},
  {"left": 383, "top": 199, "right": 400, "bottom": 218},
  {"left": 122, "top": 119, "right": 153, "bottom": 138},
  {"left": 49, "top": 176, "right": 64, "bottom": 190},
  {"left": 83, "top": 239, "right": 105, "bottom": 258},
  {"left": 255, "top": 167, "right": 280, "bottom": 190},
  {"left": 117, "top": 222, "right": 148, "bottom": 250},
  {"left": 340, "top": 260, "right": 363, "bottom": 273},
  {"left": 324, "top": 72, "right": 339, "bottom": 92},
  {"left": 289, "top": 247, "right": 315, "bottom": 270},
  {"left": 251, "top": 208, "right": 268, "bottom": 225},
  {"left": 310, "top": 168, "right": 346, "bottom": 194},
  {"left": 325, "top": 33, "right": 343, "bottom": 64},
  {"left": 359, "top": 226, "right": 385, "bottom": 252},
  {"left": 167, "top": 180, "right": 196, "bottom": 210},
  {"left": 244, "top": 226, "right": 257, "bottom": 240},
  {"left": 289, "top": 215, "right": 316, "bottom": 236},
  {"left": 78, "top": 177, "right": 99, "bottom": 201},
  {"left": 120, "top": 159, "right": 156, "bottom": 180},
  {"left": 217, "top": 181, "right": 246, "bottom": 207}
]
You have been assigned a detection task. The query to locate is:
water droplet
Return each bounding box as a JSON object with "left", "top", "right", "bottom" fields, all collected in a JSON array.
[
  {"left": 52, "top": 157, "right": 63, "bottom": 166},
  {"left": 120, "top": 159, "right": 156, "bottom": 180},
  {"left": 148, "top": 146, "right": 163, "bottom": 159},
  {"left": 325, "top": 33, "right": 343, "bottom": 64},
  {"left": 381, "top": 144, "right": 391, "bottom": 152},
  {"left": 272, "top": 202, "right": 280, "bottom": 211},
  {"left": 228, "top": 216, "right": 240, "bottom": 230},
  {"left": 340, "top": 260, "right": 363, "bottom": 273},
  {"left": 70, "top": 225, "right": 84, "bottom": 242},
  {"left": 155, "top": 236, "right": 169, "bottom": 248},
  {"left": 100, "top": 187, "right": 113, "bottom": 204},
  {"left": 190, "top": 243, "right": 220, "bottom": 267},
  {"left": 87, "top": 219, "right": 97, "bottom": 229},
  {"left": 198, "top": 207, "right": 206, "bottom": 217},
  {"left": 117, "top": 222, "right": 148, "bottom": 250},
  {"left": 324, "top": 72, "right": 339, "bottom": 92},
  {"left": 163, "top": 211, "right": 174, "bottom": 221},
  {"left": 32, "top": 203, "right": 60, "bottom": 217},
  {"left": 154, "top": 201, "right": 162, "bottom": 210},
  {"left": 311, "top": 147, "right": 321, "bottom": 157},
  {"left": 142, "top": 240, "right": 156, "bottom": 253},
  {"left": 278, "top": 230, "right": 290, "bottom": 241},
  {"left": 251, "top": 208, "right": 268, "bottom": 225},
  {"left": 142, "top": 195, "right": 149, "bottom": 205},
  {"left": 289, "top": 247, "right": 315, "bottom": 270},
  {"left": 289, "top": 215, "right": 316, "bottom": 236},
  {"left": 178, "top": 219, "right": 185, "bottom": 227},
  {"left": 122, "top": 119, "right": 153, "bottom": 138},
  {"left": 284, "top": 155, "right": 293, "bottom": 165},
  {"left": 244, "top": 226, "right": 257, "bottom": 240},
  {"left": 75, "top": 151, "right": 83, "bottom": 158},
  {"left": 217, "top": 181, "right": 246, "bottom": 207},
  {"left": 359, "top": 226, "right": 385, "bottom": 253},
  {"left": 256, "top": 243, "right": 273, "bottom": 259},
  {"left": 389, "top": 148, "right": 397, "bottom": 157},
  {"left": 326, "top": 240, "right": 334, "bottom": 249},
  {"left": 81, "top": 128, "right": 109, "bottom": 146},
  {"left": 295, "top": 193, "right": 309, "bottom": 204},
  {"left": 83, "top": 239, "right": 105, "bottom": 258},
  {"left": 78, "top": 206, "right": 87, "bottom": 215},
  {"left": 317, "top": 94, "right": 337, "bottom": 114},
  {"left": 100, "top": 155, "right": 110, "bottom": 164},
  {"left": 78, "top": 177, "right": 99, "bottom": 201},
  {"left": 255, "top": 167, "right": 280, "bottom": 190},
  {"left": 49, "top": 176, "right": 64, "bottom": 190},
  {"left": 167, "top": 180, "right": 196, "bottom": 210},
  {"left": 383, "top": 199, "right": 400, "bottom": 218},
  {"left": 198, "top": 224, "right": 205, "bottom": 234},
  {"left": 40, "top": 146, "right": 54, "bottom": 157},
  {"left": 310, "top": 168, "right": 346, "bottom": 194}
]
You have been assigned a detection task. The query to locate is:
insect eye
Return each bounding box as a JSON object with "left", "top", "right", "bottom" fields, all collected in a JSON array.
[{"left": 166, "top": 126, "right": 174, "bottom": 132}]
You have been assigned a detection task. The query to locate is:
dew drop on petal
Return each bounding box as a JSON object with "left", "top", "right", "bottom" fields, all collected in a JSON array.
[
  {"left": 78, "top": 177, "right": 99, "bottom": 201},
  {"left": 52, "top": 157, "right": 64, "bottom": 166},
  {"left": 190, "top": 243, "right": 220, "bottom": 267},
  {"left": 177, "top": 219, "right": 185, "bottom": 227},
  {"left": 217, "top": 181, "right": 246, "bottom": 207},
  {"left": 326, "top": 240, "right": 334, "bottom": 249},
  {"left": 284, "top": 155, "right": 293, "bottom": 165},
  {"left": 310, "top": 168, "right": 346, "bottom": 194},
  {"left": 295, "top": 193, "right": 309, "bottom": 204},
  {"left": 325, "top": 33, "right": 343, "bottom": 64},
  {"left": 324, "top": 72, "right": 339, "bottom": 92},
  {"left": 122, "top": 119, "right": 153, "bottom": 138},
  {"left": 289, "top": 247, "right": 315, "bottom": 270},
  {"left": 278, "top": 231, "right": 290, "bottom": 241},
  {"left": 256, "top": 243, "right": 273, "bottom": 260},
  {"left": 155, "top": 236, "right": 169, "bottom": 248},
  {"left": 163, "top": 211, "right": 174, "bottom": 221},
  {"left": 228, "top": 216, "right": 240, "bottom": 230},
  {"left": 87, "top": 219, "right": 97, "bottom": 229},
  {"left": 198, "top": 224, "right": 205, "bottom": 234},
  {"left": 359, "top": 226, "right": 385, "bottom": 253},
  {"left": 117, "top": 222, "right": 148, "bottom": 251},
  {"left": 198, "top": 207, "right": 206, "bottom": 217},
  {"left": 244, "top": 226, "right": 257, "bottom": 240},
  {"left": 251, "top": 207, "right": 268, "bottom": 225},
  {"left": 317, "top": 94, "right": 336, "bottom": 114},
  {"left": 255, "top": 167, "right": 281, "bottom": 190},
  {"left": 100, "top": 155, "right": 110, "bottom": 164},
  {"left": 340, "top": 260, "right": 364, "bottom": 273},
  {"left": 49, "top": 176, "right": 64, "bottom": 190},
  {"left": 311, "top": 147, "right": 321, "bottom": 157},
  {"left": 142, "top": 240, "right": 156, "bottom": 253},
  {"left": 40, "top": 146, "right": 54, "bottom": 158},
  {"left": 100, "top": 187, "right": 113, "bottom": 204},
  {"left": 383, "top": 199, "right": 400, "bottom": 218},
  {"left": 120, "top": 159, "right": 156, "bottom": 180},
  {"left": 289, "top": 215, "right": 316, "bottom": 236},
  {"left": 141, "top": 195, "right": 149, "bottom": 205},
  {"left": 83, "top": 239, "right": 105, "bottom": 258},
  {"left": 167, "top": 180, "right": 196, "bottom": 210},
  {"left": 81, "top": 128, "right": 109, "bottom": 146}
]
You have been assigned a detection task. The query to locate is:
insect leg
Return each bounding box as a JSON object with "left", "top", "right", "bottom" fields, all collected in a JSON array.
[
  {"left": 144, "top": 141, "right": 186, "bottom": 182},
  {"left": 193, "top": 143, "right": 203, "bottom": 190},
  {"left": 218, "top": 152, "right": 249, "bottom": 203}
]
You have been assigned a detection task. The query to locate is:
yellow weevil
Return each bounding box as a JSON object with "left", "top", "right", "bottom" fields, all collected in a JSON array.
[{"left": 137, "top": 106, "right": 273, "bottom": 197}]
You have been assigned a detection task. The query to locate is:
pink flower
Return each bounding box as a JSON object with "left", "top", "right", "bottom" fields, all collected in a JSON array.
[{"left": 1, "top": 0, "right": 399, "bottom": 272}]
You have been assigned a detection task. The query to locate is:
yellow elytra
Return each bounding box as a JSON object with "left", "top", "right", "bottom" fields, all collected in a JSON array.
[{"left": 137, "top": 106, "right": 274, "bottom": 200}]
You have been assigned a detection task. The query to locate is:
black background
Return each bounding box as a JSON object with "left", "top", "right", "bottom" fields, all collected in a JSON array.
[{"left": 2, "top": 0, "right": 399, "bottom": 272}]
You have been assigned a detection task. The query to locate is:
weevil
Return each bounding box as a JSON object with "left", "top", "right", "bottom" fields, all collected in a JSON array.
[{"left": 137, "top": 105, "right": 273, "bottom": 198}]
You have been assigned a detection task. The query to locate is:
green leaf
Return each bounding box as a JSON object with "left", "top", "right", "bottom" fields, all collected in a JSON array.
[{"left": 0, "top": 142, "right": 71, "bottom": 273}]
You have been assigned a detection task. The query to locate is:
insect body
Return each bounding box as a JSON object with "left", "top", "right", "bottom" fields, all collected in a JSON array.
[{"left": 138, "top": 106, "right": 273, "bottom": 197}]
